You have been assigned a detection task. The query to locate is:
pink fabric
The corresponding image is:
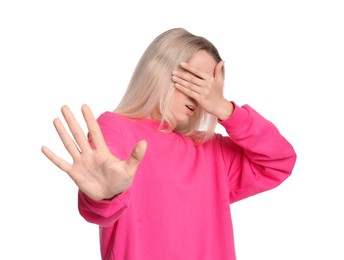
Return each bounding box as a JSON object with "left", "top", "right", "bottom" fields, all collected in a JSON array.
[{"left": 78, "top": 103, "right": 296, "bottom": 260}]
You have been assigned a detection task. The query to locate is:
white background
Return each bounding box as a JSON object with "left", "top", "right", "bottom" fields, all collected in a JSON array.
[{"left": 1, "top": 0, "right": 343, "bottom": 259}]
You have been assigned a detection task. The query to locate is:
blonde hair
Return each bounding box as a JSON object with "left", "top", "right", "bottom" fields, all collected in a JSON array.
[{"left": 115, "top": 28, "right": 224, "bottom": 144}]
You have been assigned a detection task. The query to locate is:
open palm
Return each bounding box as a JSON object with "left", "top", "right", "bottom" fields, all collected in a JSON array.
[{"left": 41, "top": 104, "right": 147, "bottom": 200}]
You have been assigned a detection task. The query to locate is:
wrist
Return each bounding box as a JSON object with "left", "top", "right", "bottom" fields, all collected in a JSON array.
[{"left": 216, "top": 100, "right": 234, "bottom": 121}]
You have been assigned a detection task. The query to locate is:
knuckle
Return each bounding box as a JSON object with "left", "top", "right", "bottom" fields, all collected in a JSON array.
[{"left": 186, "top": 89, "right": 194, "bottom": 96}]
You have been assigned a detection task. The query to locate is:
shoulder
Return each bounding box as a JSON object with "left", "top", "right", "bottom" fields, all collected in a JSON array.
[
  {"left": 95, "top": 112, "right": 137, "bottom": 158},
  {"left": 97, "top": 111, "right": 128, "bottom": 123},
  {"left": 95, "top": 112, "right": 136, "bottom": 139},
  {"left": 97, "top": 112, "right": 132, "bottom": 128},
  {"left": 201, "top": 131, "right": 239, "bottom": 158}
]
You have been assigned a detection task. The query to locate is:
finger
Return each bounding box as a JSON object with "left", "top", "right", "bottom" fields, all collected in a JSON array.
[
  {"left": 179, "top": 62, "right": 210, "bottom": 81},
  {"left": 172, "top": 76, "right": 202, "bottom": 94},
  {"left": 61, "top": 105, "right": 91, "bottom": 152},
  {"left": 174, "top": 83, "right": 199, "bottom": 100},
  {"left": 53, "top": 118, "right": 81, "bottom": 158},
  {"left": 41, "top": 145, "right": 72, "bottom": 173},
  {"left": 214, "top": 61, "right": 225, "bottom": 83},
  {"left": 172, "top": 69, "right": 204, "bottom": 87},
  {"left": 125, "top": 140, "right": 148, "bottom": 177},
  {"left": 81, "top": 104, "right": 108, "bottom": 149}
]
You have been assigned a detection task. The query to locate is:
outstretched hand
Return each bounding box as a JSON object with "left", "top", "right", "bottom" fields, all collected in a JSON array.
[{"left": 41, "top": 104, "right": 147, "bottom": 200}]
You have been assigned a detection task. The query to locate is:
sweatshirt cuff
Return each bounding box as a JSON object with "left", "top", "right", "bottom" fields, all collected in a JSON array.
[{"left": 79, "top": 188, "right": 131, "bottom": 208}]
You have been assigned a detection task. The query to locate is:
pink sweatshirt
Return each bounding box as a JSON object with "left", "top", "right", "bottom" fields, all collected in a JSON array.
[{"left": 78, "top": 103, "right": 296, "bottom": 260}]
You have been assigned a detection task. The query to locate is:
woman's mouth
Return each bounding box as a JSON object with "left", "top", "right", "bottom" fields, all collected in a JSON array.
[{"left": 185, "top": 104, "right": 196, "bottom": 112}]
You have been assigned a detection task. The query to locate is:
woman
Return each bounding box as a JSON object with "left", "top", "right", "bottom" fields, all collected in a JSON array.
[{"left": 42, "top": 28, "right": 297, "bottom": 260}]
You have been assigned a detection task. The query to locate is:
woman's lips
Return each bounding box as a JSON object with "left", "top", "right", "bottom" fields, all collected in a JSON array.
[{"left": 185, "top": 104, "right": 195, "bottom": 111}]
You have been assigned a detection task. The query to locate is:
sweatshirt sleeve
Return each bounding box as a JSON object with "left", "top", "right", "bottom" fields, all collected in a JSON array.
[
  {"left": 77, "top": 112, "right": 132, "bottom": 227},
  {"left": 218, "top": 102, "right": 297, "bottom": 203}
]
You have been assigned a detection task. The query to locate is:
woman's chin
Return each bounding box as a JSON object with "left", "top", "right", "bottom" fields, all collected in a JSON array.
[{"left": 175, "top": 118, "right": 191, "bottom": 130}]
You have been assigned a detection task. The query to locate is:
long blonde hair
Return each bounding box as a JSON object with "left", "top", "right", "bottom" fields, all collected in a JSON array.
[{"left": 115, "top": 28, "right": 224, "bottom": 144}]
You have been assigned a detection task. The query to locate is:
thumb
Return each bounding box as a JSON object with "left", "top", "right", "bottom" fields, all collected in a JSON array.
[
  {"left": 125, "top": 140, "right": 148, "bottom": 174},
  {"left": 215, "top": 60, "right": 225, "bottom": 83}
]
